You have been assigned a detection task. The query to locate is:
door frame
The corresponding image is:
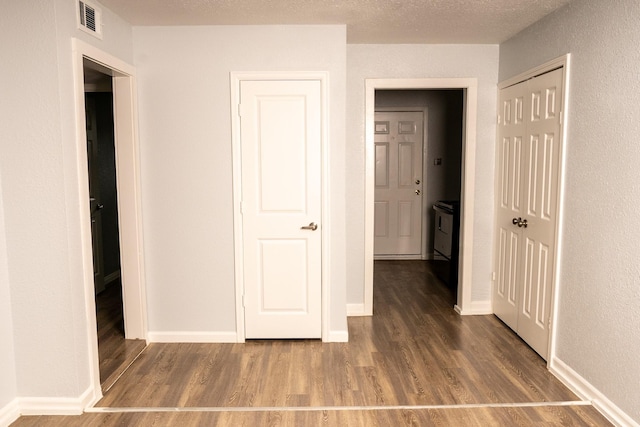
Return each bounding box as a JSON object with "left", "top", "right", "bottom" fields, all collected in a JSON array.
[
  {"left": 72, "top": 39, "right": 148, "bottom": 403},
  {"left": 364, "top": 78, "right": 478, "bottom": 315},
  {"left": 230, "top": 72, "right": 331, "bottom": 342},
  {"left": 373, "top": 107, "right": 429, "bottom": 260},
  {"left": 495, "top": 54, "right": 571, "bottom": 365}
]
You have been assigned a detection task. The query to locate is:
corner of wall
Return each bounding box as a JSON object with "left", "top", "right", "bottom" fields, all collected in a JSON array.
[
  {"left": 0, "top": 398, "right": 20, "bottom": 427},
  {"left": 550, "top": 356, "right": 640, "bottom": 427}
]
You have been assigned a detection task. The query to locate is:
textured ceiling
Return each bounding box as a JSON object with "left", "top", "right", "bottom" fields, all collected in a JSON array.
[{"left": 98, "top": 0, "right": 573, "bottom": 44}]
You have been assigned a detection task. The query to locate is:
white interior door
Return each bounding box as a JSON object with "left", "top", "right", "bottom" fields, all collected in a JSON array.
[
  {"left": 515, "top": 68, "right": 562, "bottom": 356},
  {"left": 494, "top": 68, "right": 563, "bottom": 359},
  {"left": 494, "top": 82, "right": 526, "bottom": 330},
  {"left": 85, "top": 96, "right": 105, "bottom": 294},
  {"left": 240, "top": 79, "right": 322, "bottom": 339},
  {"left": 374, "top": 111, "right": 424, "bottom": 256}
]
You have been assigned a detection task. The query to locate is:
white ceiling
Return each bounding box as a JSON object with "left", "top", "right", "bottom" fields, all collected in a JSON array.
[{"left": 98, "top": 0, "right": 573, "bottom": 44}]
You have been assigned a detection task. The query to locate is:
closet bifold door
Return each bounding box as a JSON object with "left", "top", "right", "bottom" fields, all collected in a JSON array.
[{"left": 493, "top": 68, "right": 563, "bottom": 360}]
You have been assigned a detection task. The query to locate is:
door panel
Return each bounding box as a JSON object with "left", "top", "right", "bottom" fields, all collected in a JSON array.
[
  {"left": 494, "top": 82, "right": 527, "bottom": 329},
  {"left": 374, "top": 111, "right": 424, "bottom": 256},
  {"left": 241, "top": 79, "right": 322, "bottom": 339}
]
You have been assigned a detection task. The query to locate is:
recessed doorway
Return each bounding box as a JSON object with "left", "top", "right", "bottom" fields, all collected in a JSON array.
[{"left": 364, "top": 78, "right": 478, "bottom": 316}]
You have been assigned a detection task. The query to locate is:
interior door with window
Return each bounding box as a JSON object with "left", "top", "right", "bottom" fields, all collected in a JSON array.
[
  {"left": 374, "top": 111, "right": 424, "bottom": 257},
  {"left": 240, "top": 79, "right": 322, "bottom": 339}
]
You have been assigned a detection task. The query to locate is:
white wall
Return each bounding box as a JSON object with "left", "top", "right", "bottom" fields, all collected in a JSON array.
[
  {"left": 0, "top": 0, "right": 133, "bottom": 404},
  {"left": 500, "top": 0, "right": 640, "bottom": 423},
  {"left": 346, "top": 45, "right": 499, "bottom": 305},
  {"left": 132, "top": 25, "right": 348, "bottom": 337}
]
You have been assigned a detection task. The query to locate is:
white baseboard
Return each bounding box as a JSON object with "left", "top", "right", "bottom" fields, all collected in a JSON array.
[
  {"left": 455, "top": 300, "right": 492, "bottom": 315},
  {"left": 326, "top": 330, "right": 349, "bottom": 342},
  {"left": 147, "top": 331, "right": 238, "bottom": 343},
  {"left": 0, "top": 385, "right": 98, "bottom": 422},
  {"left": 550, "top": 357, "right": 639, "bottom": 427},
  {"left": 0, "top": 398, "right": 20, "bottom": 427},
  {"left": 347, "top": 303, "right": 367, "bottom": 316}
]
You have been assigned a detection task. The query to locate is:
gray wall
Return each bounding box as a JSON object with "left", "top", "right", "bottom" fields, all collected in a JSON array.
[
  {"left": 132, "top": 25, "right": 348, "bottom": 336},
  {"left": 500, "top": 0, "right": 640, "bottom": 422},
  {"left": 0, "top": 0, "right": 134, "bottom": 401}
]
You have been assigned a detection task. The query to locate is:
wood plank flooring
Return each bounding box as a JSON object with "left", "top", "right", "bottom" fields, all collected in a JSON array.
[
  {"left": 96, "top": 281, "right": 146, "bottom": 391},
  {"left": 11, "top": 261, "right": 612, "bottom": 426}
]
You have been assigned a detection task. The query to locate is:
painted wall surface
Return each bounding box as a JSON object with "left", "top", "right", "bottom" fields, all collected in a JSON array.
[
  {"left": 346, "top": 45, "right": 499, "bottom": 305},
  {"left": 375, "top": 90, "right": 464, "bottom": 259},
  {"left": 132, "top": 25, "right": 348, "bottom": 336},
  {"left": 0, "top": 0, "right": 133, "bottom": 401},
  {"left": 500, "top": 0, "right": 640, "bottom": 422}
]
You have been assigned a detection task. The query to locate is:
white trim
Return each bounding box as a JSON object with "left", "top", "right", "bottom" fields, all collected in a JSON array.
[
  {"left": 71, "top": 38, "right": 149, "bottom": 406},
  {"left": 147, "top": 331, "right": 238, "bottom": 343},
  {"left": 550, "top": 357, "right": 639, "bottom": 427},
  {"left": 85, "top": 401, "right": 590, "bottom": 413},
  {"left": 454, "top": 300, "right": 492, "bottom": 315},
  {"left": 16, "top": 385, "right": 96, "bottom": 416},
  {"left": 327, "top": 330, "right": 349, "bottom": 343},
  {"left": 549, "top": 55, "right": 571, "bottom": 369},
  {"left": 0, "top": 398, "right": 20, "bottom": 426},
  {"left": 230, "top": 72, "right": 332, "bottom": 342},
  {"left": 347, "top": 303, "right": 366, "bottom": 316},
  {"left": 364, "top": 78, "right": 478, "bottom": 316}
]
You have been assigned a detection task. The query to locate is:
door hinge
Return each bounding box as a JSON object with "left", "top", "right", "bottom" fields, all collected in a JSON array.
[
  {"left": 240, "top": 201, "right": 244, "bottom": 215},
  {"left": 242, "top": 295, "right": 245, "bottom": 307},
  {"left": 238, "top": 103, "right": 243, "bottom": 117},
  {"left": 491, "top": 271, "right": 496, "bottom": 281},
  {"left": 497, "top": 115, "right": 501, "bottom": 125}
]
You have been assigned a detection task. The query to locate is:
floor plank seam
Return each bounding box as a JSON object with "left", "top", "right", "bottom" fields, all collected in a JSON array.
[
  {"left": 86, "top": 400, "right": 593, "bottom": 413},
  {"left": 102, "top": 345, "right": 148, "bottom": 394}
]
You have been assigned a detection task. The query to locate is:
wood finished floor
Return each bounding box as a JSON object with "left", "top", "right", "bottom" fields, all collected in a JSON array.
[
  {"left": 96, "top": 281, "right": 146, "bottom": 391},
  {"left": 12, "top": 261, "right": 612, "bottom": 426}
]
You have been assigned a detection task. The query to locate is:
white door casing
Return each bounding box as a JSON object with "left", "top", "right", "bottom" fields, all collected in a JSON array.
[
  {"left": 236, "top": 77, "right": 325, "bottom": 339},
  {"left": 364, "top": 78, "right": 478, "bottom": 316},
  {"left": 374, "top": 111, "right": 424, "bottom": 257},
  {"left": 494, "top": 67, "right": 564, "bottom": 360},
  {"left": 73, "top": 39, "right": 148, "bottom": 406}
]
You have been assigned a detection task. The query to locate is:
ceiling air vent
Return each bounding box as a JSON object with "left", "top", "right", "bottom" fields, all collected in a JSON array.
[{"left": 78, "top": 0, "right": 102, "bottom": 39}]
